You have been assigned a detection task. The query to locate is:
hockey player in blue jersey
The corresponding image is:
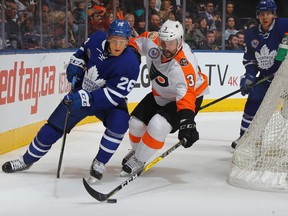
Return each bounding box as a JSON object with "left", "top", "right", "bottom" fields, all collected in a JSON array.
[
  {"left": 231, "top": 0, "right": 288, "bottom": 149},
  {"left": 2, "top": 20, "right": 140, "bottom": 181}
]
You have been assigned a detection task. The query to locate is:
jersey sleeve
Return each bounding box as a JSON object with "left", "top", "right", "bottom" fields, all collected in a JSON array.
[
  {"left": 129, "top": 31, "right": 160, "bottom": 56},
  {"left": 90, "top": 52, "right": 140, "bottom": 110},
  {"left": 243, "top": 29, "right": 258, "bottom": 77},
  {"left": 174, "top": 49, "right": 208, "bottom": 113}
]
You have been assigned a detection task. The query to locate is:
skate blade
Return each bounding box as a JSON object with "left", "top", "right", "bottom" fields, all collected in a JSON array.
[{"left": 87, "top": 176, "right": 99, "bottom": 185}]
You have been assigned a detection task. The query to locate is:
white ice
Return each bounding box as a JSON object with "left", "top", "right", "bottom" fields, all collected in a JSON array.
[{"left": 1, "top": 112, "right": 288, "bottom": 216}]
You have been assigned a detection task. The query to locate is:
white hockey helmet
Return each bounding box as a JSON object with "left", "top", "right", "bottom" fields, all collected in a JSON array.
[{"left": 158, "top": 20, "right": 184, "bottom": 45}]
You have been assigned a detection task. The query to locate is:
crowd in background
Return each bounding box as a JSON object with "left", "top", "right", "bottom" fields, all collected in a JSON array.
[{"left": 0, "top": 0, "right": 287, "bottom": 51}]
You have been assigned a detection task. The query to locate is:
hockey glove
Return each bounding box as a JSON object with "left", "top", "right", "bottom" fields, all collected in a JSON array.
[
  {"left": 64, "top": 89, "right": 92, "bottom": 109},
  {"left": 178, "top": 110, "right": 199, "bottom": 148},
  {"left": 240, "top": 74, "right": 256, "bottom": 96},
  {"left": 66, "top": 55, "right": 85, "bottom": 83}
]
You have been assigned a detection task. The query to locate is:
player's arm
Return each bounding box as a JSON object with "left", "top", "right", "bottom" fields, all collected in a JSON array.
[
  {"left": 174, "top": 62, "right": 199, "bottom": 148},
  {"left": 90, "top": 62, "right": 139, "bottom": 110},
  {"left": 129, "top": 31, "right": 160, "bottom": 56},
  {"left": 66, "top": 38, "right": 90, "bottom": 83},
  {"left": 241, "top": 35, "right": 259, "bottom": 95}
]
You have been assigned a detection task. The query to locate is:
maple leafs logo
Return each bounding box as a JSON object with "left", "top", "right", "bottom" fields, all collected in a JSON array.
[
  {"left": 255, "top": 45, "right": 277, "bottom": 70},
  {"left": 82, "top": 66, "right": 106, "bottom": 92}
]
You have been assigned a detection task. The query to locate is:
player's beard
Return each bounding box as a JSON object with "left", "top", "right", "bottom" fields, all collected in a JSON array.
[{"left": 162, "top": 49, "right": 175, "bottom": 58}]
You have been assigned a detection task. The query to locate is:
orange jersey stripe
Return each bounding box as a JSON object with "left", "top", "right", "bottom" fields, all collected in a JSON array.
[
  {"left": 195, "top": 71, "right": 208, "bottom": 96},
  {"left": 142, "top": 132, "right": 165, "bottom": 149},
  {"left": 152, "top": 88, "right": 160, "bottom": 96},
  {"left": 129, "top": 132, "right": 141, "bottom": 143},
  {"left": 174, "top": 49, "right": 197, "bottom": 112}
]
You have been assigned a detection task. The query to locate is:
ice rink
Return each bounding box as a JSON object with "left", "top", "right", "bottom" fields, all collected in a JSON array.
[{"left": 1, "top": 112, "right": 288, "bottom": 216}]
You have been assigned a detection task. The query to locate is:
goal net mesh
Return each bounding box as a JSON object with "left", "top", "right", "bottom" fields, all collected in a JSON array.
[{"left": 227, "top": 57, "right": 288, "bottom": 192}]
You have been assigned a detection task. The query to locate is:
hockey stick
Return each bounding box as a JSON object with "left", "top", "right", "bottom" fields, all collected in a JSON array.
[
  {"left": 56, "top": 76, "right": 77, "bottom": 178},
  {"left": 82, "top": 139, "right": 185, "bottom": 201},
  {"left": 199, "top": 73, "right": 274, "bottom": 111},
  {"left": 82, "top": 74, "right": 274, "bottom": 200}
]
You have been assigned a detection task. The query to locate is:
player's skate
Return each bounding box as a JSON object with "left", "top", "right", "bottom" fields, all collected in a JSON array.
[
  {"left": 88, "top": 159, "right": 106, "bottom": 184},
  {"left": 122, "top": 149, "right": 135, "bottom": 165},
  {"left": 2, "top": 156, "right": 32, "bottom": 173},
  {"left": 231, "top": 136, "right": 241, "bottom": 149},
  {"left": 120, "top": 155, "right": 144, "bottom": 176}
]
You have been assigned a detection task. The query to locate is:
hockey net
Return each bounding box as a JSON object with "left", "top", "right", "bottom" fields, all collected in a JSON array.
[{"left": 227, "top": 57, "right": 288, "bottom": 192}]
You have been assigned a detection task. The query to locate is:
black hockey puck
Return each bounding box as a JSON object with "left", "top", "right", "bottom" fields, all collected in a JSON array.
[{"left": 107, "top": 199, "right": 117, "bottom": 203}]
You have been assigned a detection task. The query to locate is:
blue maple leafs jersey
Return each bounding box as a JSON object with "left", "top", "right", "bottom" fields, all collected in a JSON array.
[
  {"left": 73, "top": 30, "right": 140, "bottom": 110},
  {"left": 243, "top": 18, "right": 288, "bottom": 77}
]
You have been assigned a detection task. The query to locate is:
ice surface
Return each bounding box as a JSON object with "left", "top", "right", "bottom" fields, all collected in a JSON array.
[{"left": 1, "top": 112, "right": 288, "bottom": 216}]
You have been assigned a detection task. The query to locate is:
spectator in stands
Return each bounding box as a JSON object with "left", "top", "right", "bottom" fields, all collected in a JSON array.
[
  {"left": 88, "top": 7, "right": 104, "bottom": 36},
  {"left": 89, "top": 0, "right": 106, "bottom": 17},
  {"left": 5, "top": 0, "right": 22, "bottom": 49},
  {"left": 225, "top": 34, "right": 240, "bottom": 50},
  {"left": 89, "top": 0, "right": 106, "bottom": 10},
  {"left": 198, "top": 1, "right": 218, "bottom": 31},
  {"left": 133, "top": 1, "right": 145, "bottom": 20},
  {"left": 224, "top": 16, "right": 238, "bottom": 41},
  {"left": 184, "top": 16, "right": 197, "bottom": 50},
  {"left": 192, "top": 17, "right": 208, "bottom": 49},
  {"left": 73, "top": 0, "right": 86, "bottom": 25},
  {"left": 0, "top": 3, "right": 13, "bottom": 49},
  {"left": 225, "top": 1, "right": 240, "bottom": 29},
  {"left": 73, "top": 0, "right": 87, "bottom": 46},
  {"left": 125, "top": 13, "right": 139, "bottom": 37},
  {"left": 135, "top": 15, "right": 145, "bottom": 35},
  {"left": 20, "top": 16, "right": 40, "bottom": 49},
  {"left": 198, "top": 30, "right": 219, "bottom": 50},
  {"left": 245, "top": 18, "right": 257, "bottom": 30},
  {"left": 17, "top": 9, "right": 30, "bottom": 26},
  {"left": 159, "top": 0, "right": 175, "bottom": 22},
  {"left": 106, "top": 0, "right": 124, "bottom": 20},
  {"left": 148, "top": 13, "right": 161, "bottom": 31},
  {"left": 50, "top": 10, "right": 75, "bottom": 48},
  {"left": 14, "top": 0, "right": 37, "bottom": 19},
  {"left": 236, "top": 31, "right": 245, "bottom": 50},
  {"left": 148, "top": 0, "right": 159, "bottom": 15},
  {"left": 102, "top": 10, "right": 114, "bottom": 32},
  {"left": 39, "top": 2, "right": 53, "bottom": 49}
]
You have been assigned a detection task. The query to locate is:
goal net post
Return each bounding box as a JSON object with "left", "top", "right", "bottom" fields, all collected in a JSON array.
[{"left": 227, "top": 57, "right": 288, "bottom": 192}]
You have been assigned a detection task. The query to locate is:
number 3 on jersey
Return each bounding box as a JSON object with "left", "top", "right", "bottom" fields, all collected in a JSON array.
[
  {"left": 117, "top": 77, "right": 137, "bottom": 92},
  {"left": 186, "top": 74, "right": 195, "bottom": 87}
]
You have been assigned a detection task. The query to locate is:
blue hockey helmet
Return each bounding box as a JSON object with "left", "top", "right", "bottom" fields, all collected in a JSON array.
[
  {"left": 256, "top": 0, "right": 277, "bottom": 15},
  {"left": 108, "top": 20, "right": 131, "bottom": 40}
]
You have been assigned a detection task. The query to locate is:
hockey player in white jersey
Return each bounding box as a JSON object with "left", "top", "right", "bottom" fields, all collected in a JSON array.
[
  {"left": 231, "top": 0, "right": 288, "bottom": 149},
  {"left": 121, "top": 20, "right": 209, "bottom": 175}
]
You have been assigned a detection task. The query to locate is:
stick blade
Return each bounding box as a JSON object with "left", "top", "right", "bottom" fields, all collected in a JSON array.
[{"left": 82, "top": 178, "right": 108, "bottom": 202}]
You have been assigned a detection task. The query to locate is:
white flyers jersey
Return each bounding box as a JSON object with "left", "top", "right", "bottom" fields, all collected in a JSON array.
[{"left": 129, "top": 32, "right": 209, "bottom": 112}]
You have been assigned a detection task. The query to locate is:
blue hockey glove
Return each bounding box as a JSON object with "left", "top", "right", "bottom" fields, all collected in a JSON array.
[
  {"left": 64, "top": 89, "right": 92, "bottom": 109},
  {"left": 66, "top": 55, "right": 85, "bottom": 83},
  {"left": 178, "top": 110, "right": 199, "bottom": 148},
  {"left": 240, "top": 74, "right": 256, "bottom": 96}
]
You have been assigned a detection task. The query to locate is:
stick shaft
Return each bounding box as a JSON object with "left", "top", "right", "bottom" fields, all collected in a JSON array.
[
  {"left": 199, "top": 74, "right": 274, "bottom": 111},
  {"left": 83, "top": 140, "right": 185, "bottom": 201},
  {"left": 56, "top": 76, "right": 77, "bottom": 178}
]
